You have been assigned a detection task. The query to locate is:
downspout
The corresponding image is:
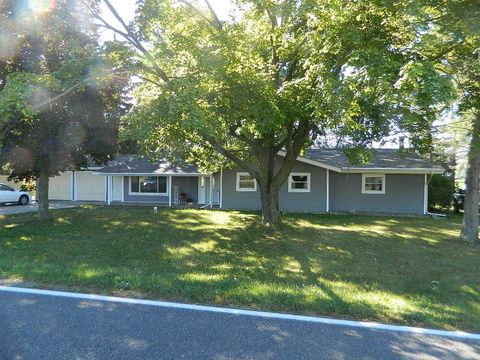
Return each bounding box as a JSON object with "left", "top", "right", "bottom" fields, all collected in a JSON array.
[
  {"left": 326, "top": 169, "right": 330, "bottom": 213},
  {"left": 168, "top": 176, "right": 172, "bottom": 207},
  {"left": 121, "top": 176, "right": 125, "bottom": 202},
  {"left": 210, "top": 175, "right": 213, "bottom": 208},
  {"left": 105, "top": 176, "right": 108, "bottom": 204},
  {"left": 109, "top": 175, "right": 113, "bottom": 205},
  {"left": 107, "top": 175, "right": 112, "bottom": 205},
  {"left": 219, "top": 166, "right": 223, "bottom": 209},
  {"left": 71, "top": 171, "right": 76, "bottom": 201}
]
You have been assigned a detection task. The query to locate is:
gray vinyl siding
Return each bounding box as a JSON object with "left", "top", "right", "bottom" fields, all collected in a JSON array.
[
  {"left": 221, "top": 169, "right": 262, "bottom": 210},
  {"left": 172, "top": 176, "right": 198, "bottom": 203},
  {"left": 279, "top": 162, "right": 327, "bottom": 212},
  {"left": 329, "top": 173, "right": 425, "bottom": 214},
  {"left": 221, "top": 161, "right": 327, "bottom": 212}
]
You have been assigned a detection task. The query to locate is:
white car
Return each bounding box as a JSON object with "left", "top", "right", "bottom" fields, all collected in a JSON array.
[{"left": 0, "top": 183, "right": 30, "bottom": 205}]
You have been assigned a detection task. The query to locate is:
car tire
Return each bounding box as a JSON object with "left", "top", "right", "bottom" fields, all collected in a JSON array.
[{"left": 18, "top": 195, "right": 29, "bottom": 205}]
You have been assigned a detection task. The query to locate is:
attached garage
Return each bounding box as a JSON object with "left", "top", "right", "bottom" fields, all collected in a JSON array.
[
  {"left": 49, "top": 172, "right": 72, "bottom": 200},
  {"left": 75, "top": 171, "right": 105, "bottom": 201}
]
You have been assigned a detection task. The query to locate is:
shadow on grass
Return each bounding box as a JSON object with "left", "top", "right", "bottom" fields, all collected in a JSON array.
[{"left": 0, "top": 206, "right": 479, "bottom": 331}]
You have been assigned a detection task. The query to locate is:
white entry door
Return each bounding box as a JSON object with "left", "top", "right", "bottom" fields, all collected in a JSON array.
[{"left": 198, "top": 176, "right": 206, "bottom": 204}]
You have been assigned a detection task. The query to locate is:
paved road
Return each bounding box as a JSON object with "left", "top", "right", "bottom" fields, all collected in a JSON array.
[
  {"left": 0, "top": 290, "right": 478, "bottom": 360},
  {"left": 0, "top": 201, "right": 82, "bottom": 215}
]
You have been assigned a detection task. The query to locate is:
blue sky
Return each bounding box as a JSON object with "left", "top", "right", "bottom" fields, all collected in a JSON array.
[{"left": 100, "top": 0, "right": 236, "bottom": 41}]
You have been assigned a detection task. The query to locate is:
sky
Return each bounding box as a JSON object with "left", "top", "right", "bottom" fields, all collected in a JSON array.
[{"left": 99, "top": 0, "right": 236, "bottom": 42}]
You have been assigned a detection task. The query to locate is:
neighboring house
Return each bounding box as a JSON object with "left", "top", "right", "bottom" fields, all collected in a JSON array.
[{"left": 44, "top": 149, "right": 443, "bottom": 215}]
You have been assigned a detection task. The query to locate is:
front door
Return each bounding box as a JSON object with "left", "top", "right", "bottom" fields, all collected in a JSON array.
[{"left": 198, "top": 176, "right": 206, "bottom": 204}]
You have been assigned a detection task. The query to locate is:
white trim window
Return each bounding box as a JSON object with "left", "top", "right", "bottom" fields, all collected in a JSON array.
[
  {"left": 288, "top": 173, "right": 311, "bottom": 192},
  {"left": 362, "top": 174, "right": 385, "bottom": 194},
  {"left": 130, "top": 176, "right": 168, "bottom": 195},
  {"left": 236, "top": 172, "right": 257, "bottom": 191}
]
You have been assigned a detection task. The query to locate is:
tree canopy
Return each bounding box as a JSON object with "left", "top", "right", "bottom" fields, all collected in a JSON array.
[
  {"left": 0, "top": 0, "right": 129, "bottom": 219},
  {"left": 406, "top": 0, "right": 480, "bottom": 241},
  {"left": 95, "top": 0, "right": 453, "bottom": 226}
]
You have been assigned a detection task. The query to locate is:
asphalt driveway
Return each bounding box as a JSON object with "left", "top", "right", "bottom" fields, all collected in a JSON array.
[
  {"left": 0, "top": 201, "right": 82, "bottom": 215},
  {"left": 0, "top": 287, "right": 478, "bottom": 360}
]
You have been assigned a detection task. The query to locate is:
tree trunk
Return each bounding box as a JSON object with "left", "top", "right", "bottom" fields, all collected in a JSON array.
[
  {"left": 259, "top": 183, "right": 280, "bottom": 228},
  {"left": 460, "top": 116, "right": 480, "bottom": 242},
  {"left": 37, "top": 166, "right": 50, "bottom": 221}
]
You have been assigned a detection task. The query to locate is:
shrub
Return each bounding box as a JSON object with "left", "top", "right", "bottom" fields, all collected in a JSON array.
[{"left": 428, "top": 174, "right": 455, "bottom": 209}]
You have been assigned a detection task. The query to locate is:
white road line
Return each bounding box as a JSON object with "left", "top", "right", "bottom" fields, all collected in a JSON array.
[{"left": 1, "top": 285, "right": 479, "bottom": 341}]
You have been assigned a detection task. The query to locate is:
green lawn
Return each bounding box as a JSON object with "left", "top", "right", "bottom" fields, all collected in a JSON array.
[{"left": 0, "top": 206, "right": 479, "bottom": 331}]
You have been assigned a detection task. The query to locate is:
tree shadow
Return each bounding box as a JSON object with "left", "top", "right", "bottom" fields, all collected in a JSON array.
[{"left": 0, "top": 206, "right": 479, "bottom": 331}]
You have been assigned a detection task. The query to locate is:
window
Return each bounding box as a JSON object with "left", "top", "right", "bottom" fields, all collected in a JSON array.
[
  {"left": 362, "top": 174, "right": 385, "bottom": 194},
  {"left": 130, "top": 176, "right": 167, "bottom": 195},
  {"left": 236, "top": 172, "right": 256, "bottom": 191},
  {"left": 288, "top": 173, "right": 310, "bottom": 192},
  {"left": 0, "top": 185, "right": 12, "bottom": 191}
]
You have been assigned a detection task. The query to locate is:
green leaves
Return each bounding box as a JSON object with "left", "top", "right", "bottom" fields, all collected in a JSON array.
[{"left": 0, "top": 0, "right": 129, "bottom": 181}]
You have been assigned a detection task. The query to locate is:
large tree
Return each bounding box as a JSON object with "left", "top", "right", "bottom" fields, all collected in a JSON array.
[
  {"left": 91, "top": 0, "right": 451, "bottom": 227},
  {"left": 0, "top": 0, "right": 129, "bottom": 220},
  {"left": 408, "top": 0, "right": 480, "bottom": 241}
]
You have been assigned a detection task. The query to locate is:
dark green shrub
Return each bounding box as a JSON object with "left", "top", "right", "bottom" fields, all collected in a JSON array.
[{"left": 428, "top": 174, "right": 455, "bottom": 209}]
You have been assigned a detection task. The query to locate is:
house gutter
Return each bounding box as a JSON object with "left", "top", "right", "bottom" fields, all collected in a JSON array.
[{"left": 219, "top": 166, "right": 223, "bottom": 209}]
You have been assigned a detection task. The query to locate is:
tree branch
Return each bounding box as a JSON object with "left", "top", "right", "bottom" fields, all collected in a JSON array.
[
  {"left": 206, "top": 137, "right": 258, "bottom": 176},
  {"left": 86, "top": 0, "right": 170, "bottom": 83},
  {"left": 272, "top": 119, "right": 310, "bottom": 187},
  {"left": 178, "top": 0, "right": 222, "bottom": 30},
  {"left": 204, "top": 0, "right": 223, "bottom": 30}
]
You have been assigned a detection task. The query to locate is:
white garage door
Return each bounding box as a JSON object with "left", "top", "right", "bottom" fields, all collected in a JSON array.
[
  {"left": 76, "top": 171, "right": 105, "bottom": 201},
  {"left": 49, "top": 172, "right": 72, "bottom": 200}
]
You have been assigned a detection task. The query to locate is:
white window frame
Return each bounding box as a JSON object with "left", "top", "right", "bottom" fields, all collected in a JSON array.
[
  {"left": 129, "top": 176, "right": 168, "bottom": 196},
  {"left": 288, "top": 173, "right": 311, "bottom": 193},
  {"left": 361, "top": 174, "right": 386, "bottom": 194},
  {"left": 236, "top": 172, "right": 257, "bottom": 192}
]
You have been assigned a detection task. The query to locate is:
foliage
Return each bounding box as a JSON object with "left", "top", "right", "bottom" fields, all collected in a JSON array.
[
  {"left": 0, "top": 207, "right": 479, "bottom": 331},
  {"left": 0, "top": 0, "right": 129, "bottom": 181},
  {"left": 93, "top": 0, "right": 456, "bottom": 225},
  {"left": 428, "top": 174, "right": 455, "bottom": 209},
  {"left": 408, "top": 0, "right": 480, "bottom": 240}
]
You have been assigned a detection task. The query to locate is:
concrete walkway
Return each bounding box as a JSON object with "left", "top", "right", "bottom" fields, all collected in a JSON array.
[
  {"left": 0, "top": 286, "right": 478, "bottom": 360},
  {"left": 0, "top": 201, "right": 81, "bottom": 215}
]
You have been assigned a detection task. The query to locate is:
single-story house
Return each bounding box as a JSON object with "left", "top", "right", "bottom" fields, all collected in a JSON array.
[{"left": 42, "top": 149, "right": 443, "bottom": 215}]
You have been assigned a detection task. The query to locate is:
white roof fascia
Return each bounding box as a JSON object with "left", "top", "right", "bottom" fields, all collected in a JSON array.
[
  {"left": 341, "top": 168, "right": 444, "bottom": 174},
  {"left": 90, "top": 172, "right": 212, "bottom": 176},
  {"left": 277, "top": 151, "right": 342, "bottom": 172}
]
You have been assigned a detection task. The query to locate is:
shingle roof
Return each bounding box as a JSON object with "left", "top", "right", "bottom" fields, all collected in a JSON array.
[
  {"left": 304, "top": 149, "right": 443, "bottom": 170},
  {"left": 97, "top": 149, "right": 442, "bottom": 175},
  {"left": 95, "top": 155, "right": 203, "bottom": 175}
]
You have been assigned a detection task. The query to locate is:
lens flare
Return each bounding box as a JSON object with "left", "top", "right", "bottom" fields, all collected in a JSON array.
[{"left": 28, "top": 0, "right": 57, "bottom": 16}]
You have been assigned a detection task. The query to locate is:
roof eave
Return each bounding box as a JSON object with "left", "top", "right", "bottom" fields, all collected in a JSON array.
[
  {"left": 277, "top": 151, "right": 342, "bottom": 172},
  {"left": 91, "top": 172, "right": 212, "bottom": 176},
  {"left": 340, "top": 167, "right": 445, "bottom": 174}
]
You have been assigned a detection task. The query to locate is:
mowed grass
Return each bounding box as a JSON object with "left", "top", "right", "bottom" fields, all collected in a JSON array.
[{"left": 0, "top": 206, "right": 479, "bottom": 331}]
